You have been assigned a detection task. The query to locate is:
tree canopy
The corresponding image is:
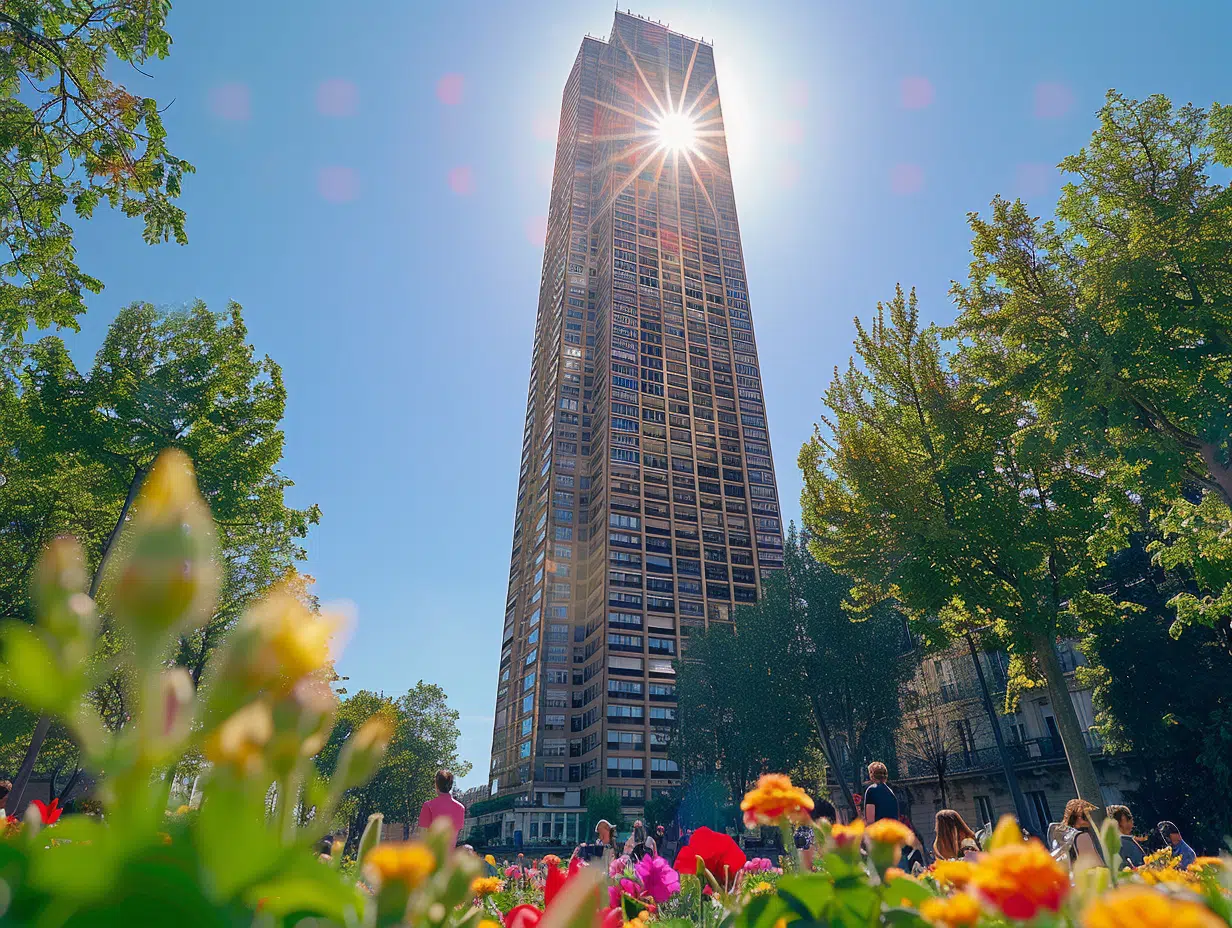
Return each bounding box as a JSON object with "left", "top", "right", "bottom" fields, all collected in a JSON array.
[
  {"left": 674, "top": 529, "right": 910, "bottom": 817},
  {"left": 0, "top": 1, "right": 192, "bottom": 345},
  {"left": 799, "top": 287, "right": 1109, "bottom": 813},
  {"left": 316, "top": 684, "right": 470, "bottom": 847}
]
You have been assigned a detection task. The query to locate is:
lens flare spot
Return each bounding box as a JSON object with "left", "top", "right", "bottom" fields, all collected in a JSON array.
[
  {"left": 448, "top": 165, "right": 475, "bottom": 195},
  {"left": 436, "top": 73, "right": 465, "bottom": 106},
  {"left": 317, "top": 166, "right": 358, "bottom": 203},
  {"left": 891, "top": 163, "right": 924, "bottom": 195},
  {"left": 317, "top": 79, "right": 358, "bottom": 117},
  {"left": 900, "top": 76, "right": 935, "bottom": 110},
  {"left": 208, "top": 83, "right": 251, "bottom": 121},
  {"left": 1034, "top": 82, "right": 1074, "bottom": 119}
]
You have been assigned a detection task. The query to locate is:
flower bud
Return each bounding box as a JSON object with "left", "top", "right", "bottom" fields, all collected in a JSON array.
[
  {"left": 268, "top": 677, "right": 338, "bottom": 774},
  {"left": 32, "top": 537, "right": 97, "bottom": 647},
  {"left": 222, "top": 591, "right": 337, "bottom": 696},
  {"left": 108, "top": 450, "right": 219, "bottom": 645},
  {"left": 205, "top": 700, "right": 274, "bottom": 776},
  {"left": 333, "top": 715, "right": 394, "bottom": 790},
  {"left": 159, "top": 667, "right": 195, "bottom": 744}
]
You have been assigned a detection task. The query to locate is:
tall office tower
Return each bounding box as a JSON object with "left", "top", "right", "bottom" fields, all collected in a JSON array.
[{"left": 485, "top": 12, "right": 784, "bottom": 843}]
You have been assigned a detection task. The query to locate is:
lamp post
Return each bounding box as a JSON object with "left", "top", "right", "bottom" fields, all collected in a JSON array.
[{"left": 964, "top": 632, "right": 1041, "bottom": 839}]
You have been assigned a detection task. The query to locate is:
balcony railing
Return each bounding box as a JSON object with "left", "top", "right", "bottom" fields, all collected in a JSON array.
[{"left": 903, "top": 732, "right": 1105, "bottom": 778}]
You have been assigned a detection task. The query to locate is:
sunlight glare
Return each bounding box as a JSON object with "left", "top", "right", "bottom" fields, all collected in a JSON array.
[{"left": 656, "top": 111, "right": 698, "bottom": 153}]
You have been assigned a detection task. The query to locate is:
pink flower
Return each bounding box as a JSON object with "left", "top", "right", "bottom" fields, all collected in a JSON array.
[
  {"left": 505, "top": 866, "right": 523, "bottom": 880},
  {"left": 635, "top": 855, "right": 681, "bottom": 903},
  {"left": 742, "top": 857, "right": 774, "bottom": 873},
  {"left": 609, "top": 855, "right": 631, "bottom": 878}
]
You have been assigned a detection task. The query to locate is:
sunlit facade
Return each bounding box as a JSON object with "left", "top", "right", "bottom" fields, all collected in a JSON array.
[{"left": 486, "top": 12, "right": 784, "bottom": 840}]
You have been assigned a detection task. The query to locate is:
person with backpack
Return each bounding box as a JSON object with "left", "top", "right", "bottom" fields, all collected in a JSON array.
[{"left": 623, "top": 820, "right": 656, "bottom": 861}]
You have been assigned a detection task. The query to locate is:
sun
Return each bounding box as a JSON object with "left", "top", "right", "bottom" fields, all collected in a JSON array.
[{"left": 655, "top": 111, "right": 698, "bottom": 153}]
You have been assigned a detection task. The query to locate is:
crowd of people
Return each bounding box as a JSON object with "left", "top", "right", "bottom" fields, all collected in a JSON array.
[{"left": 342, "top": 764, "right": 1206, "bottom": 879}]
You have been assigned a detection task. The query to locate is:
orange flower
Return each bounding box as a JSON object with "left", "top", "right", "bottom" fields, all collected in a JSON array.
[
  {"left": 969, "top": 840, "right": 1069, "bottom": 920},
  {"left": 542, "top": 854, "right": 562, "bottom": 868},
  {"left": 867, "top": 819, "right": 912, "bottom": 847},
  {"left": 830, "top": 819, "right": 865, "bottom": 849},
  {"left": 920, "top": 892, "right": 981, "bottom": 928},
  {"left": 740, "top": 774, "right": 814, "bottom": 827},
  {"left": 1082, "top": 885, "right": 1224, "bottom": 928},
  {"left": 363, "top": 842, "right": 436, "bottom": 889},
  {"left": 931, "top": 860, "right": 975, "bottom": 888}
]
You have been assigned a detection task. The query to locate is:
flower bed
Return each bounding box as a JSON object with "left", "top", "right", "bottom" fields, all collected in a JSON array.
[{"left": 0, "top": 453, "right": 1227, "bottom": 926}]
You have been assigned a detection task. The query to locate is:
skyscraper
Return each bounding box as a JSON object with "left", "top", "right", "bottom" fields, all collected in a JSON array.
[{"left": 485, "top": 11, "right": 784, "bottom": 843}]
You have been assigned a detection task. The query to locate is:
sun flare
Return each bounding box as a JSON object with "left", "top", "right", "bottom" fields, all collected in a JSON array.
[{"left": 656, "top": 111, "right": 698, "bottom": 153}]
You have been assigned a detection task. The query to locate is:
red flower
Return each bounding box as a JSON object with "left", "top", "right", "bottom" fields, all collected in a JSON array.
[
  {"left": 30, "top": 799, "right": 62, "bottom": 825},
  {"left": 505, "top": 856, "right": 601, "bottom": 928},
  {"left": 673, "top": 827, "right": 747, "bottom": 886},
  {"left": 505, "top": 904, "right": 543, "bottom": 928}
]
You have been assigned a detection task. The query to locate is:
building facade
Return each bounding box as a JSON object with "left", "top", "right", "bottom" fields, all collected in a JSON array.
[
  {"left": 486, "top": 11, "right": 784, "bottom": 843},
  {"left": 893, "top": 640, "right": 1137, "bottom": 852}
]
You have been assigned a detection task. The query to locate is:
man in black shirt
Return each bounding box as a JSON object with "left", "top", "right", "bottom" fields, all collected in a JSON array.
[{"left": 863, "top": 761, "right": 899, "bottom": 823}]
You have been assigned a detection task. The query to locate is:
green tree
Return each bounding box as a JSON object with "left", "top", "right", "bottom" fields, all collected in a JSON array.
[
  {"left": 1080, "top": 541, "right": 1232, "bottom": 851},
  {"left": 799, "top": 289, "right": 1111, "bottom": 819},
  {"left": 583, "top": 788, "right": 625, "bottom": 837},
  {"left": 316, "top": 684, "right": 470, "bottom": 849},
  {"left": 953, "top": 93, "right": 1232, "bottom": 640},
  {"left": 0, "top": 302, "right": 317, "bottom": 802},
  {"left": 0, "top": 1, "right": 192, "bottom": 345},
  {"left": 675, "top": 530, "right": 909, "bottom": 818}
]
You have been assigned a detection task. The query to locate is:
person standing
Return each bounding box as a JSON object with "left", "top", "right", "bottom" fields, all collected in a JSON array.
[
  {"left": 933, "top": 810, "right": 980, "bottom": 861},
  {"left": 1106, "top": 805, "right": 1146, "bottom": 868},
  {"left": 0, "top": 780, "right": 10, "bottom": 818},
  {"left": 1062, "top": 799, "right": 1105, "bottom": 869},
  {"left": 1157, "top": 821, "right": 1197, "bottom": 868},
  {"left": 417, "top": 769, "right": 466, "bottom": 847},
  {"left": 863, "top": 762, "right": 899, "bottom": 823},
  {"left": 623, "top": 819, "right": 656, "bottom": 861}
]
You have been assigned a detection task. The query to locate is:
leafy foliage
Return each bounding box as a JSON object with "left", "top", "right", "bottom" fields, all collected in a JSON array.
[
  {"left": 0, "top": 1, "right": 192, "bottom": 344},
  {"left": 675, "top": 530, "right": 909, "bottom": 817},
  {"left": 316, "top": 685, "right": 470, "bottom": 848},
  {"left": 799, "top": 286, "right": 1110, "bottom": 811}
]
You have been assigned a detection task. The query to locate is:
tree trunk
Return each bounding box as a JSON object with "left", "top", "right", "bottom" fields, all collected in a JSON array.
[
  {"left": 967, "top": 634, "right": 1042, "bottom": 838},
  {"left": 938, "top": 771, "right": 947, "bottom": 809},
  {"left": 57, "top": 767, "right": 82, "bottom": 804},
  {"left": 88, "top": 464, "right": 147, "bottom": 599},
  {"left": 1197, "top": 443, "right": 1232, "bottom": 511},
  {"left": 807, "top": 694, "right": 858, "bottom": 818},
  {"left": 12, "top": 466, "right": 147, "bottom": 804},
  {"left": 1035, "top": 633, "right": 1104, "bottom": 826},
  {"left": 8, "top": 714, "right": 52, "bottom": 811}
]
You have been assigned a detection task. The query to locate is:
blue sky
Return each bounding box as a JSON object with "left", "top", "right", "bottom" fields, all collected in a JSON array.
[{"left": 62, "top": 0, "right": 1231, "bottom": 788}]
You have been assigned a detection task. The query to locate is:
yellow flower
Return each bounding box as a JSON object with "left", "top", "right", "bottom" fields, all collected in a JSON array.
[
  {"left": 884, "top": 867, "right": 907, "bottom": 882},
  {"left": 240, "top": 592, "right": 337, "bottom": 692},
  {"left": 740, "top": 774, "right": 814, "bottom": 827},
  {"left": 363, "top": 842, "right": 436, "bottom": 889},
  {"left": 173, "top": 805, "right": 190, "bottom": 816},
  {"left": 970, "top": 841, "right": 1069, "bottom": 920},
  {"left": 479, "top": 921, "right": 502, "bottom": 928},
  {"left": 1189, "top": 856, "right": 1226, "bottom": 873},
  {"left": 471, "top": 876, "right": 504, "bottom": 897},
  {"left": 622, "top": 911, "right": 652, "bottom": 928},
  {"left": 1142, "top": 847, "right": 1175, "bottom": 869},
  {"left": 1139, "top": 866, "right": 1196, "bottom": 886},
  {"left": 985, "top": 815, "right": 1025, "bottom": 850},
  {"left": 751, "top": 881, "right": 773, "bottom": 894},
  {"left": 867, "top": 819, "right": 912, "bottom": 847},
  {"left": 931, "top": 860, "right": 975, "bottom": 888},
  {"left": 830, "top": 819, "right": 865, "bottom": 848},
  {"left": 205, "top": 701, "right": 274, "bottom": 774},
  {"left": 920, "top": 892, "right": 981, "bottom": 928},
  {"left": 485, "top": 854, "right": 497, "bottom": 867},
  {"left": 1082, "top": 884, "right": 1224, "bottom": 928}
]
